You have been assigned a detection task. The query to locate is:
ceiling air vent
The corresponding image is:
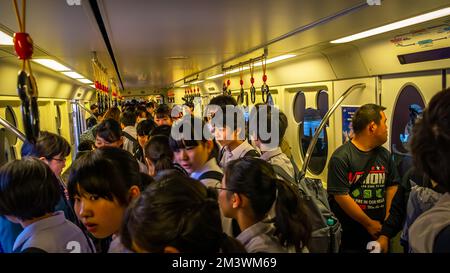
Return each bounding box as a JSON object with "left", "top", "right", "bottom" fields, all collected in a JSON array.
[{"left": 398, "top": 47, "right": 450, "bottom": 64}]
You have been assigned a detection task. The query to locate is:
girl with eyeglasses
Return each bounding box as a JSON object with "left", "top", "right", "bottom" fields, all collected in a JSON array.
[{"left": 218, "top": 157, "right": 311, "bottom": 253}]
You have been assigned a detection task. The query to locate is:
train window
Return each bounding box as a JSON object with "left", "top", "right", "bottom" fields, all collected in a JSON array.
[
  {"left": 56, "top": 104, "right": 62, "bottom": 136},
  {"left": 391, "top": 84, "right": 425, "bottom": 154},
  {"left": 316, "top": 90, "right": 329, "bottom": 120},
  {"left": 5, "top": 106, "right": 18, "bottom": 146},
  {"left": 299, "top": 107, "right": 328, "bottom": 175},
  {"left": 293, "top": 91, "right": 306, "bottom": 123}
]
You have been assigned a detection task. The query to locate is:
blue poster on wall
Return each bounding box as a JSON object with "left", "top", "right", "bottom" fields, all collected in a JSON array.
[{"left": 342, "top": 105, "right": 359, "bottom": 144}]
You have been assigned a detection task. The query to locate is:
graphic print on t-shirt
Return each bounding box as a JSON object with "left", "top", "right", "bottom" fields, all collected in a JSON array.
[{"left": 348, "top": 165, "right": 386, "bottom": 211}]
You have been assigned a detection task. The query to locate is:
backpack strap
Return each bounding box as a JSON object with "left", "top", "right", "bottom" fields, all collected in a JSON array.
[
  {"left": 243, "top": 149, "right": 260, "bottom": 158},
  {"left": 122, "top": 131, "right": 138, "bottom": 145},
  {"left": 198, "top": 171, "right": 224, "bottom": 181},
  {"left": 272, "top": 164, "right": 297, "bottom": 185}
]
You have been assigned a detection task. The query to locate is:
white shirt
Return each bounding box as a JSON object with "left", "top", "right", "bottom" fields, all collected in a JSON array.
[{"left": 219, "top": 141, "right": 257, "bottom": 168}]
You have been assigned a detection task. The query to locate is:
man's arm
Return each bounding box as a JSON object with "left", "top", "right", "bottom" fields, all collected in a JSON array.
[
  {"left": 384, "top": 185, "right": 398, "bottom": 220},
  {"left": 333, "top": 194, "right": 382, "bottom": 239}
]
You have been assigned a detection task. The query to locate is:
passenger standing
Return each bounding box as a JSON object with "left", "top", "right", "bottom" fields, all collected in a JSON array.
[
  {"left": 218, "top": 158, "right": 311, "bottom": 253},
  {"left": 154, "top": 104, "right": 173, "bottom": 126},
  {"left": 68, "top": 147, "right": 142, "bottom": 253},
  {"left": 327, "top": 104, "right": 399, "bottom": 252},
  {"left": 94, "top": 118, "right": 123, "bottom": 149},
  {"left": 120, "top": 111, "right": 138, "bottom": 155},
  {"left": 0, "top": 158, "right": 92, "bottom": 253},
  {"left": 121, "top": 174, "right": 245, "bottom": 253},
  {"left": 408, "top": 88, "right": 450, "bottom": 253}
]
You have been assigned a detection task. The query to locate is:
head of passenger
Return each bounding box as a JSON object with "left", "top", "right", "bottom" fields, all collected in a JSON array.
[
  {"left": 143, "top": 135, "right": 174, "bottom": 177},
  {"left": 102, "top": 106, "right": 121, "bottom": 123},
  {"left": 253, "top": 104, "right": 288, "bottom": 150},
  {"left": 154, "top": 104, "right": 173, "bottom": 126},
  {"left": 169, "top": 117, "right": 216, "bottom": 174},
  {"left": 136, "top": 119, "right": 156, "bottom": 149},
  {"left": 411, "top": 88, "right": 450, "bottom": 192},
  {"left": 205, "top": 95, "right": 238, "bottom": 135},
  {"left": 120, "top": 110, "right": 136, "bottom": 130},
  {"left": 120, "top": 174, "right": 245, "bottom": 253},
  {"left": 94, "top": 118, "right": 123, "bottom": 149},
  {"left": 149, "top": 124, "right": 172, "bottom": 138},
  {"left": 21, "top": 131, "right": 71, "bottom": 177},
  {"left": 135, "top": 105, "right": 151, "bottom": 124},
  {"left": 351, "top": 103, "right": 388, "bottom": 147},
  {"left": 68, "top": 147, "right": 142, "bottom": 239},
  {"left": 213, "top": 105, "right": 245, "bottom": 147},
  {"left": 0, "top": 158, "right": 60, "bottom": 226},
  {"left": 90, "top": 103, "right": 99, "bottom": 115},
  {"left": 219, "top": 158, "right": 311, "bottom": 252}
]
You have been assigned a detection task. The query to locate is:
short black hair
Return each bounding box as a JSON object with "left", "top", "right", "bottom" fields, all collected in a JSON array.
[
  {"left": 352, "top": 104, "right": 386, "bottom": 134},
  {"left": 155, "top": 104, "right": 171, "bottom": 119},
  {"left": 411, "top": 88, "right": 450, "bottom": 192},
  {"left": 21, "top": 131, "right": 71, "bottom": 160},
  {"left": 209, "top": 95, "right": 237, "bottom": 107},
  {"left": 144, "top": 135, "right": 174, "bottom": 173},
  {"left": 149, "top": 125, "right": 172, "bottom": 138},
  {"left": 94, "top": 118, "right": 122, "bottom": 143},
  {"left": 68, "top": 147, "right": 143, "bottom": 206},
  {"left": 137, "top": 119, "right": 156, "bottom": 137},
  {"left": 254, "top": 104, "right": 288, "bottom": 146},
  {"left": 0, "top": 158, "right": 60, "bottom": 220},
  {"left": 90, "top": 104, "right": 98, "bottom": 111},
  {"left": 120, "top": 111, "right": 137, "bottom": 127},
  {"left": 121, "top": 174, "right": 245, "bottom": 253}
]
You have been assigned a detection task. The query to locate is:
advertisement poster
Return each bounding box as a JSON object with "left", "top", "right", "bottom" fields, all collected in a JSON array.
[{"left": 342, "top": 105, "right": 359, "bottom": 144}]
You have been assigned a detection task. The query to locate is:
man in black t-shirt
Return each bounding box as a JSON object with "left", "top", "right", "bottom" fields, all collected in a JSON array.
[{"left": 327, "top": 104, "right": 399, "bottom": 252}]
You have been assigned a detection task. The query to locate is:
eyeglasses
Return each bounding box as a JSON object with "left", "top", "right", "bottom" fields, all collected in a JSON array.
[
  {"left": 51, "top": 157, "right": 67, "bottom": 163},
  {"left": 214, "top": 181, "right": 235, "bottom": 192}
]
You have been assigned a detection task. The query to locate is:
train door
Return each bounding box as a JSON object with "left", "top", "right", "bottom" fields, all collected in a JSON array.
[
  {"left": 284, "top": 82, "right": 332, "bottom": 184},
  {"left": 380, "top": 70, "right": 442, "bottom": 176}
]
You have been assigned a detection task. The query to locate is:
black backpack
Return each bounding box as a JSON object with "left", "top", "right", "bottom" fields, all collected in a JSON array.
[{"left": 271, "top": 164, "right": 342, "bottom": 253}]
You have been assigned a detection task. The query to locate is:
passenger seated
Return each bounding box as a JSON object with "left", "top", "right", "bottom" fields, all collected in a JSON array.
[
  {"left": 218, "top": 157, "right": 311, "bottom": 253},
  {"left": 120, "top": 174, "right": 245, "bottom": 253},
  {"left": 0, "top": 158, "right": 92, "bottom": 253},
  {"left": 408, "top": 88, "right": 450, "bottom": 253},
  {"left": 143, "top": 135, "right": 187, "bottom": 178},
  {"left": 68, "top": 147, "right": 142, "bottom": 252}
]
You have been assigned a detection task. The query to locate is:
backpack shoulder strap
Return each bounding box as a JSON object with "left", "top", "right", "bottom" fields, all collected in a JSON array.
[
  {"left": 122, "top": 131, "right": 138, "bottom": 143},
  {"left": 198, "top": 171, "right": 224, "bottom": 182},
  {"left": 272, "top": 164, "right": 297, "bottom": 185},
  {"left": 243, "top": 149, "right": 260, "bottom": 158}
]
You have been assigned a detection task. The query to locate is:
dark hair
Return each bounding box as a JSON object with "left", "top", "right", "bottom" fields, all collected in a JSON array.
[
  {"left": 136, "top": 106, "right": 151, "bottom": 119},
  {"left": 209, "top": 95, "right": 237, "bottom": 107},
  {"left": 68, "top": 147, "right": 142, "bottom": 206},
  {"left": 137, "top": 119, "right": 156, "bottom": 137},
  {"left": 94, "top": 118, "right": 122, "bottom": 143},
  {"left": 225, "top": 158, "right": 311, "bottom": 251},
  {"left": 149, "top": 125, "right": 172, "bottom": 138},
  {"left": 214, "top": 105, "right": 245, "bottom": 132},
  {"left": 146, "top": 101, "right": 155, "bottom": 109},
  {"left": 0, "top": 158, "right": 60, "bottom": 220},
  {"left": 144, "top": 135, "right": 174, "bottom": 174},
  {"left": 120, "top": 111, "right": 137, "bottom": 127},
  {"left": 78, "top": 140, "right": 94, "bottom": 152},
  {"left": 411, "top": 88, "right": 450, "bottom": 192},
  {"left": 254, "top": 104, "right": 288, "bottom": 146},
  {"left": 121, "top": 174, "right": 246, "bottom": 253},
  {"left": 90, "top": 104, "right": 98, "bottom": 111},
  {"left": 169, "top": 117, "right": 210, "bottom": 150},
  {"left": 352, "top": 104, "right": 386, "bottom": 134},
  {"left": 21, "top": 131, "right": 71, "bottom": 160},
  {"left": 103, "top": 107, "right": 121, "bottom": 122},
  {"left": 155, "top": 104, "right": 171, "bottom": 119}
]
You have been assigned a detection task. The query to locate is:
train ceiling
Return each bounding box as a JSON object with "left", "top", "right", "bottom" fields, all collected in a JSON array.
[{"left": 0, "top": 0, "right": 449, "bottom": 96}]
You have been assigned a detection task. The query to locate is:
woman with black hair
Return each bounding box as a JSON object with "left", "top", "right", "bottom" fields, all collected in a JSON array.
[
  {"left": 143, "top": 135, "right": 187, "bottom": 178},
  {"left": 218, "top": 157, "right": 311, "bottom": 253},
  {"left": 120, "top": 174, "right": 245, "bottom": 253},
  {"left": 68, "top": 147, "right": 143, "bottom": 252}
]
